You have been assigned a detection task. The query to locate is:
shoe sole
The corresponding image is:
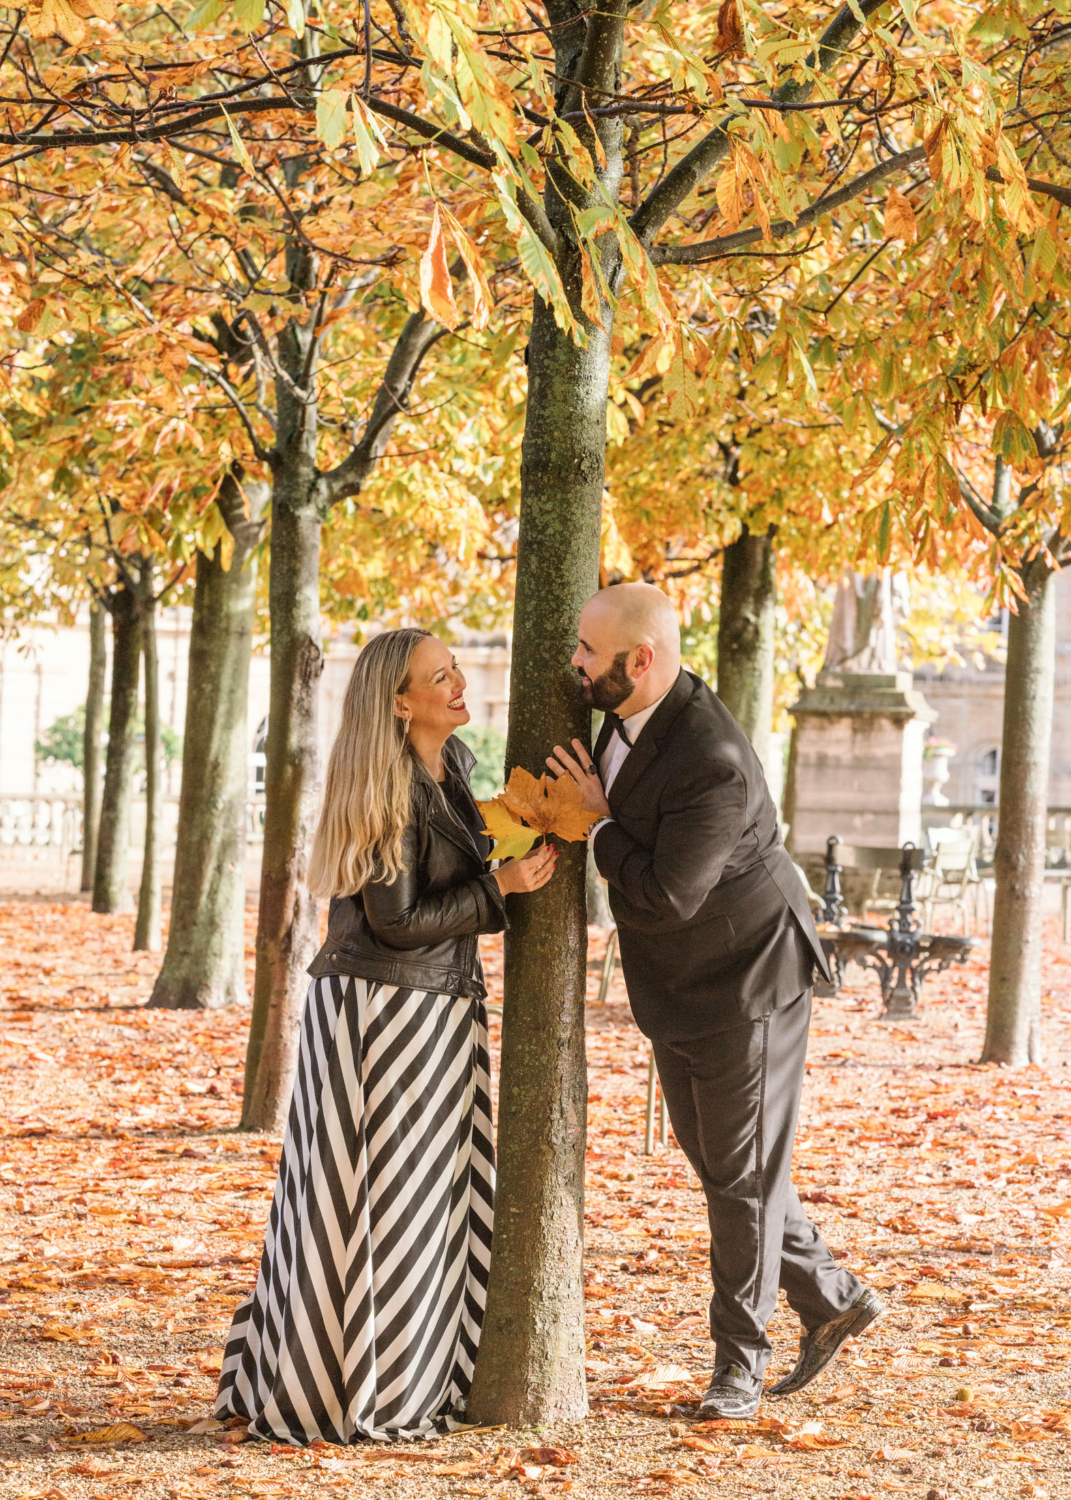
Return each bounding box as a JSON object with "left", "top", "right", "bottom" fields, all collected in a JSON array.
[
  {"left": 770, "top": 1298, "right": 884, "bottom": 1396},
  {"left": 697, "top": 1399, "right": 761, "bottom": 1420}
]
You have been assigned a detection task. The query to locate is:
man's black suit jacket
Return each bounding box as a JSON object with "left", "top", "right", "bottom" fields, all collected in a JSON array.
[{"left": 591, "top": 668, "right": 830, "bottom": 1042}]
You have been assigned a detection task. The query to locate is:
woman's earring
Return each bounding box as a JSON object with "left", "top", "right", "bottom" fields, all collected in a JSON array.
[{"left": 403, "top": 716, "right": 410, "bottom": 738}]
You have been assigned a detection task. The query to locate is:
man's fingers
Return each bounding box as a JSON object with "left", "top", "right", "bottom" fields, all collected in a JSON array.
[
  {"left": 551, "top": 744, "right": 585, "bottom": 785},
  {"left": 570, "top": 738, "right": 598, "bottom": 774}
]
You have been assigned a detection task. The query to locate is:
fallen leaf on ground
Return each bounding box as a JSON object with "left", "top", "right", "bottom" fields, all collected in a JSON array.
[{"left": 66, "top": 1421, "right": 148, "bottom": 1444}]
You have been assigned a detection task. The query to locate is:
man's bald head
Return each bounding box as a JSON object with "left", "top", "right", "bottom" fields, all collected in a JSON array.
[{"left": 573, "top": 584, "right": 682, "bottom": 716}]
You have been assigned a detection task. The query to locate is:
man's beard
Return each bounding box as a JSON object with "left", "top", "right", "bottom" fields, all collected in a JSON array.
[{"left": 580, "top": 651, "right": 633, "bottom": 712}]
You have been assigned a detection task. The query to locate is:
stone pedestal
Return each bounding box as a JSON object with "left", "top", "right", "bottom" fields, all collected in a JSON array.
[{"left": 786, "top": 671, "right": 936, "bottom": 855}]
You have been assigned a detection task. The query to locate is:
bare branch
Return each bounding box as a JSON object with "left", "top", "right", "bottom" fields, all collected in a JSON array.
[{"left": 318, "top": 310, "right": 447, "bottom": 506}]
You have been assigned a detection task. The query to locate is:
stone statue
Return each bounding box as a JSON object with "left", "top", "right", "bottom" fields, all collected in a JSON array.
[{"left": 822, "top": 570, "right": 908, "bottom": 675}]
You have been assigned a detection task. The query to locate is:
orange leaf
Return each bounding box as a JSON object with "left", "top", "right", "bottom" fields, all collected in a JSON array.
[
  {"left": 714, "top": 0, "right": 744, "bottom": 57},
  {"left": 500, "top": 767, "right": 597, "bottom": 841},
  {"left": 884, "top": 187, "right": 917, "bottom": 244},
  {"left": 16, "top": 298, "right": 46, "bottom": 333},
  {"left": 418, "top": 204, "right": 459, "bottom": 332}
]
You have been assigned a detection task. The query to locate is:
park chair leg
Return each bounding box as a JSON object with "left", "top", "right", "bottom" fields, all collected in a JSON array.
[
  {"left": 597, "top": 927, "right": 619, "bottom": 1006},
  {"left": 659, "top": 1083, "right": 668, "bottom": 1148},
  {"left": 645, "top": 1049, "right": 656, "bottom": 1156}
]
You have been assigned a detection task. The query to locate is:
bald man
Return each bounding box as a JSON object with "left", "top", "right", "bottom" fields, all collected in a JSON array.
[{"left": 549, "top": 584, "right": 881, "bottom": 1418}]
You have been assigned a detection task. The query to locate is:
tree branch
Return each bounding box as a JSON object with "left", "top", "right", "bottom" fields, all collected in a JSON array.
[
  {"left": 364, "top": 97, "right": 496, "bottom": 169},
  {"left": 985, "top": 163, "right": 1071, "bottom": 208},
  {"left": 630, "top": 0, "right": 892, "bottom": 244},
  {"left": 565, "top": 0, "right": 629, "bottom": 110},
  {"left": 957, "top": 472, "right": 1001, "bottom": 536},
  {"left": 187, "top": 353, "right": 277, "bottom": 466},
  {"left": 650, "top": 146, "right": 925, "bottom": 264},
  {"left": 317, "top": 309, "right": 447, "bottom": 506}
]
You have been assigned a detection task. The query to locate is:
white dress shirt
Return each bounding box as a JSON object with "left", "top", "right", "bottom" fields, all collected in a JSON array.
[{"left": 590, "top": 685, "right": 673, "bottom": 840}]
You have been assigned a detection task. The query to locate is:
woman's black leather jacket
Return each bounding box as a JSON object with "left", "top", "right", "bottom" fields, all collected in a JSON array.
[{"left": 307, "top": 737, "right": 506, "bottom": 1000}]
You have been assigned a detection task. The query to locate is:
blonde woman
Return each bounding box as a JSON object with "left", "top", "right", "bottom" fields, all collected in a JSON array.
[{"left": 216, "top": 629, "right": 555, "bottom": 1444}]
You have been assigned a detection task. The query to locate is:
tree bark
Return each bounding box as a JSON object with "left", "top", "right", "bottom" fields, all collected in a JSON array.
[
  {"left": 717, "top": 525, "right": 776, "bottom": 775},
  {"left": 134, "top": 559, "right": 163, "bottom": 951},
  {"left": 467, "top": 282, "right": 611, "bottom": 1424},
  {"left": 80, "top": 600, "right": 107, "bottom": 893},
  {"left": 150, "top": 473, "right": 266, "bottom": 1009},
  {"left": 93, "top": 582, "right": 140, "bottom": 914},
  {"left": 241, "top": 495, "right": 323, "bottom": 1130},
  {"left": 982, "top": 554, "right": 1058, "bottom": 1065}
]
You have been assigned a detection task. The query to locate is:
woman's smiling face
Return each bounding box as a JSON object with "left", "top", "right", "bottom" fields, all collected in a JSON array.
[{"left": 395, "top": 636, "right": 470, "bottom": 738}]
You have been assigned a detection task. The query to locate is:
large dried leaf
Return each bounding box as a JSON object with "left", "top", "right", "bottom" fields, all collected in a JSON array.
[
  {"left": 66, "top": 1422, "right": 148, "bottom": 1445},
  {"left": 500, "top": 767, "right": 597, "bottom": 841}
]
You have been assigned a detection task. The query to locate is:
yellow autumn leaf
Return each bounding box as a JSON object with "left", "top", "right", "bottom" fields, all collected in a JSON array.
[
  {"left": 715, "top": 159, "right": 744, "bottom": 231},
  {"left": 475, "top": 798, "right": 540, "bottom": 862}
]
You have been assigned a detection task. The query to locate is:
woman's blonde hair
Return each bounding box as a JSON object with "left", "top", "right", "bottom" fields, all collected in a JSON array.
[{"left": 308, "top": 628, "right": 433, "bottom": 897}]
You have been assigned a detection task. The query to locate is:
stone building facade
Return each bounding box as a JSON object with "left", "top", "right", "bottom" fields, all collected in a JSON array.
[{"left": 914, "top": 567, "right": 1071, "bottom": 809}]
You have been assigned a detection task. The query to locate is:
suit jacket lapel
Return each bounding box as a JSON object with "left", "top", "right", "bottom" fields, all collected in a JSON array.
[{"left": 607, "top": 669, "right": 694, "bottom": 815}]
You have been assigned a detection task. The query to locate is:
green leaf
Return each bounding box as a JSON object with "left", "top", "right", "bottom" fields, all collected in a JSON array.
[
  {"left": 316, "top": 89, "right": 348, "bottom": 151},
  {"left": 991, "top": 409, "right": 1038, "bottom": 469},
  {"left": 351, "top": 95, "right": 387, "bottom": 175},
  {"left": 184, "top": 0, "right": 225, "bottom": 30},
  {"left": 878, "top": 501, "right": 891, "bottom": 562},
  {"left": 232, "top": 0, "right": 266, "bottom": 32},
  {"left": 220, "top": 106, "right": 255, "bottom": 177}
]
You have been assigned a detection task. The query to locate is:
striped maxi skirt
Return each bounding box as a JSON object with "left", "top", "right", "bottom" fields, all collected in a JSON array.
[{"left": 215, "top": 975, "right": 495, "bottom": 1443}]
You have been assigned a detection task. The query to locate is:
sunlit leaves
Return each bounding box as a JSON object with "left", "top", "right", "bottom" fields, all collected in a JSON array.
[{"left": 25, "top": 0, "right": 115, "bottom": 46}]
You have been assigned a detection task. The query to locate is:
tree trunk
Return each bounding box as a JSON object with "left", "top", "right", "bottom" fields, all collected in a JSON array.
[
  {"left": 134, "top": 560, "right": 163, "bottom": 952},
  {"left": 982, "top": 555, "right": 1057, "bottom": 1065},
  {"left": 717, "top": 525, "right": 776, "bottom": 774},
  {"left": 241, "top": 493, "right": 324, "bottom": 1130},
  {"left": 80, "top": 600, "right": 107, "bottom": 893},
  {"left": 467, "top": 289, "right": 609, "bottom": 1426},
  {"left": 150, "top": 474, "right": 266, "bottom": 1009},
  {"left": 93, "top": 582, "right": 140, "bottom": 914}
]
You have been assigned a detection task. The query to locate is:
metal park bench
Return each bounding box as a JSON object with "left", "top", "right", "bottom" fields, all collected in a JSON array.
[{"left": 817, "top": 836, "right": 977, "bottom": 1018}]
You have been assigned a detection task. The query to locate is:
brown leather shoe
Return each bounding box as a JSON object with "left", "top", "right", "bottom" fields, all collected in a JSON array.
[{"left": 770, "top": 1288, "right": 884, "bottom": 1396}]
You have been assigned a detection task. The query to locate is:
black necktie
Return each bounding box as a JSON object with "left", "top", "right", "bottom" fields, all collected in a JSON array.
[{"left": 608, "top": 713, "right": 631, "bottom": 747}]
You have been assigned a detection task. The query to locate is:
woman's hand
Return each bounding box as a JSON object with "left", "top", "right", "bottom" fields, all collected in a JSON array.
[{"left": 493, "top": 843, "right": 558, "bottom": 896}]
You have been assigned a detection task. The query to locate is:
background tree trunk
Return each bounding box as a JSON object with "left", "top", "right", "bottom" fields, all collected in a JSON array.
[
  {"left": 241, "top": 494, "right": 323, "bottom": 1131},
  {"left": 93, "top": 582, "right": 140, "bottom": 914},
  {"left": 467, "top": 291, "right": 608, "bottom": 1427},
  {"left": 717, "top": 525, "right": 776, "bottom": 774},
  {"left": 80, "top": 600, "right": 107, "bottom": 893},
  {"left": 150, "top": 474, "right": 266, "bottom": 1009},
  {"left": 134, "top": 559, "right": 163, "bottom": 953},
  {"left": 982, "top": 555, "right": 1058, "bottom": 1065}
]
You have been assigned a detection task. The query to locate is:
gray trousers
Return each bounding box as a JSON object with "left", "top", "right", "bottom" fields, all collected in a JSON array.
[{"left": 652, "top": 991, "right": 862, "bottom": 1379}]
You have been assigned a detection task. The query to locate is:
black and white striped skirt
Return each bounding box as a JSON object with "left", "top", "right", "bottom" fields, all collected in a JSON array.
[{"left": 215, "top": 975, "right": 495, "bottom": 1443}]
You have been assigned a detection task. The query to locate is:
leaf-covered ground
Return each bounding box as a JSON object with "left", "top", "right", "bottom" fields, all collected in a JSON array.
[{"left": 1, "top": 897, "right": 1071, "bottom": 1500}]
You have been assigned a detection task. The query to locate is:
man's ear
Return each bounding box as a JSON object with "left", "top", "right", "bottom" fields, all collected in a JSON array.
[{"left": 631, "top": 643, "right": 655, "bottom": 679}]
